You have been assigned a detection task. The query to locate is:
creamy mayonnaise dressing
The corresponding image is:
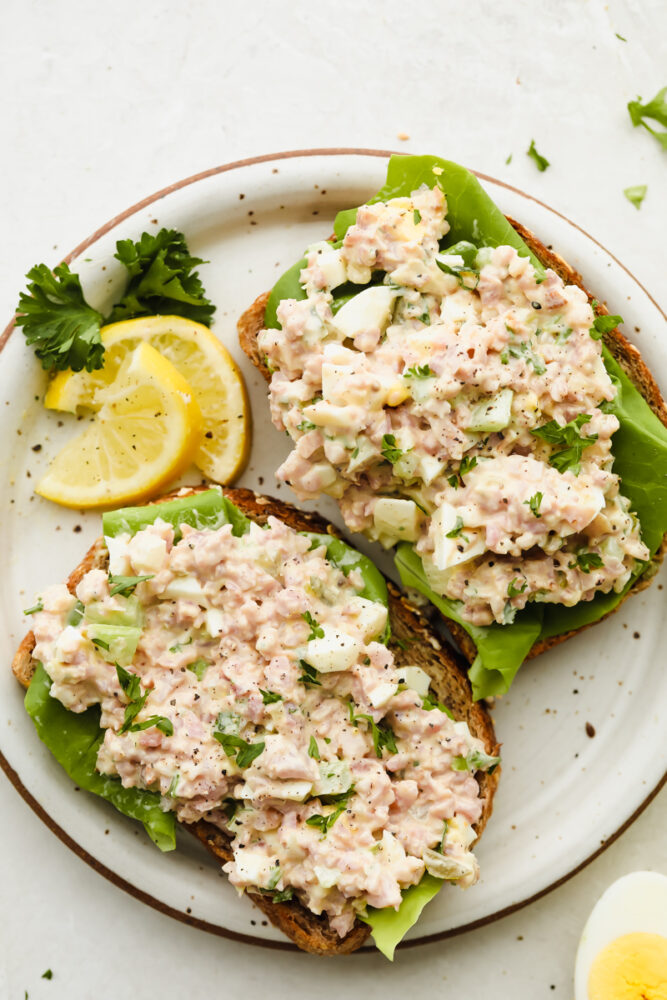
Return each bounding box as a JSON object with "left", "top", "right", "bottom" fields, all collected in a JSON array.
[
  {"left": 32, "top": 515, "right": 489, "bottom": 936},
  {"left": 257, "top": 185, "right": 648, "bottom": 625}
]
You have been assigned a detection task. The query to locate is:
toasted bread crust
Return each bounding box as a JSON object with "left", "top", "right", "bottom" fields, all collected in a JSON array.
[
  {"left": 237, "top": 218, "right": 666, "bottom": 667},
  {"left": 12, "top": 486, "right": 497, "bottom": 955}
]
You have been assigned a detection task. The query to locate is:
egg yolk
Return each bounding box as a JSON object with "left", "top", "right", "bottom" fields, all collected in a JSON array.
[{"left": 588, "top": 933, "right": 667, "bottom": 999}]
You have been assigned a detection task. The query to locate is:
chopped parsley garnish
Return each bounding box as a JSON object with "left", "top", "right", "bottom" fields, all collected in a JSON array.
[
  {"left": 524, "top": 491, "right": 543, "bottom": 518},
  {"left": 507, "top": 578, "right": 527, "bottom": 598},
  {"left": 500, "top": 341, "right": 546, "bottom": 374},
  {"left": 419, "top": 311, "right": 431, "bottom": 325},
  {"left": 435, "top": 241, "right": 479, "bottom": 287},
  {"left": 506, "top": 153, "right": 513, "bottom": 165},
  {"left": 306, "top": 787, "right": 355, "bottom": 833},
  {"left": 297, "top": 419, "right": 316, "bottom": 432},
  {"left": 452, "top": 749, "right": 500, "bottom": 774},
  {"left": 447, "top": 473, "right": 460, "bottom": 489},
  {"left": 445, "top": 516, "right": 468, "bottom": 541},
  {"left": 116, "top": 664, "right": 173, "bottom": 736},
  {"left": 353, "top": 713, "right": 397, "bottom": 758},
  {"left": 91, "top": 637, "right": 110, "bottom": 651},
  {"left": 381, "top": 433, "right": 405, "bottom": 465},
  {"left": 260, "top": 689, "right": 283, "bottom": 704},
  {"left": 41, "top": 970, "right": 53, "bottom": 980},
  {"left": 624, "top": 185, "right": 647, "bottom": 210},
  {"left": 308, "top": 735, "right": 321, "bottom": 760},
  {"left": 266, "top": 866, "right": 282, "bottom": 891},
  {"left": 526, "top": 139, "right": 550, "bottom": 171},
  {"left": 186, "top": 658, "right": 209, "bottom": 681},
  {"left": 615, "top": 32, "right": 627, "bottom": 41},
  {"left": 459, "top": 455, "right": 477, "bottom": 477},
  {"left": 16, "top": 229, "right": 214, "bottom": 374},
  {"left": 23, "top": 599, "right": 43, "bottom": 615},
  {"left": 108, "top": 574, "right": 154, "bottom": 597},
  {"left": 531, "top": 414, "right": 598, "bottom": 475},
  {"left": 213, "top": 732, "right": 265, "bottom": 768},
  {"left": 302, "top": 611, "right": 324, "bottom": 640},
  {"left": 590, "top": 311, "right": 623, "bottom": 340},
  {"left": 272, "top": 887, "right": 294, "bottom": 903},
  {"left": 169, "top": 636, "right": 193, "bottom": 653},
  {"left": 627, "top": 86, "right": 667, "bottom": 151},
  {"left": 422, "top": 695, "right": 454, "bottom": 719},
  {"left": 403, "top": 363, "right": 433, "bottom": 379},
  {"left": 570, "top": 551, "right": 605, "bottom": 573},
  {"left": 413, "top": 208, "right": 422, "bottom": 224},
  {"left": 167, "top": 774, "right": 179, "bottom": 797},
  {"left": 298, "top": 660, "right": 321, "bottom": 687}
]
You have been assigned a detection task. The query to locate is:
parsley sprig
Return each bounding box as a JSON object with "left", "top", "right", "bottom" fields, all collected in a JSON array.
[
  {"left": 381, "top": 433, "right": 405, "bottom": 465},
  {"left": 305, "top": 787, "right": 355, "bottom": 834},
  {"left": 531, "top": 415, "right": 598, "bottom": 475},
  {"left": 589, "top": 302, "right": 624, "bottom": 341},
  {"left": 16, "top": 228, "right": 214, "bottom": 373}
]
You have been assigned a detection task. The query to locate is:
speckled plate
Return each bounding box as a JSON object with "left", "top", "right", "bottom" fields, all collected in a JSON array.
[{"left": 1, "top": 149, "right": 665, "bottom": 953}]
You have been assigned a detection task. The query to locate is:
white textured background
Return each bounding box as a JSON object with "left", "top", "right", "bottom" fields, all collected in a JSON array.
[{"left": 1, "top": 1, "right": 665, "bottom": 996}]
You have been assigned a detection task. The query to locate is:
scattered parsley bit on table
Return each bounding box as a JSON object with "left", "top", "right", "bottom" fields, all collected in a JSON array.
[
  {"left": 627, "top": 86, "right": 667, "bottom": 150},
  {"left": 623, "top": 185, "right": 647, "bottom": 209},
  {"left": 526, "top": 139, "right": 550, "bottom": 171}
]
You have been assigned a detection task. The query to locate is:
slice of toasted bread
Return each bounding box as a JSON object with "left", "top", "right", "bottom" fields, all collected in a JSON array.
[
  {"left": 237, "top": 222, "right": 667, "bottom": 667},
  {"left": 12, "top": 486, "right": 498, "bottom": 955}
]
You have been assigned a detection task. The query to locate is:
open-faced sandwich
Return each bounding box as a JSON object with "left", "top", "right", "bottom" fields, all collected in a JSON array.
[
  {"left": 238, "top": 155, "right": 667, "bottom": 698},
  {"left": 14, "top": 486, "right": 499, "bottom": 958}
]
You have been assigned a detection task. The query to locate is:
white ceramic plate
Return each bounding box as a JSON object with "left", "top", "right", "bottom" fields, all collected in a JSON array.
[{"left": 1, "top": 150, "right": 665, "bottom": 951}]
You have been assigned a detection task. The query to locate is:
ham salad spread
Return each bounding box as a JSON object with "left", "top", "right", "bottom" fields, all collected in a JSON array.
[
  {"left": 257, "top": 186, "right": 649, "bottom": 627},
  {"left": 31, "top": 513, "right": 494, "bottom": 936}
]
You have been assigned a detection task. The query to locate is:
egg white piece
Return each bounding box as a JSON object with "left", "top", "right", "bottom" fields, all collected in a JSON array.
[{"left": 574, "top": 870, "right": 667, "bottom": 1000}]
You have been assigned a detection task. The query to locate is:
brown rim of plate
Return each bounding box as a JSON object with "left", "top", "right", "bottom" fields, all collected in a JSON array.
[{"left": 1, "top": 147, "right": 665, "bottom": 955}]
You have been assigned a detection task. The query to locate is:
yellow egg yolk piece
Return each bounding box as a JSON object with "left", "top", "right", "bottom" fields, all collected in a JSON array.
[{"left": 588, "top": 932, "right": 667, "bottom": 999}]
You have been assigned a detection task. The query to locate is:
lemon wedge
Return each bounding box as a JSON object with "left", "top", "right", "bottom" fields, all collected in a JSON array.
[
  {"left": 37, "top": 341, "right": 203, "bottom": 508},
  {"left": 45, "top": 316, "right": 250, "bottom": 484}
]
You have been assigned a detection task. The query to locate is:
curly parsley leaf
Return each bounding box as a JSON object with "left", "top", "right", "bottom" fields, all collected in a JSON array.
[
  {"left": 16, "top": 263, "right": 105, "bottom": 373},
  {"left": 214, "top": 731, "right": 265, "bottom": 768},
  {"left": 109, "top": 228, "right": 215, "bottom": 325},
  {"left": 526, "top": 139, "right": 550, "bottom": 171},
  {"left": 624, "top": 185, "right": 647, "bottom": 210},
  {"left": 627, "top": 87, "right": 667, "bottom": 151},
  {"left": 531, "top": 414, "right": 598, "bottom": 475}
]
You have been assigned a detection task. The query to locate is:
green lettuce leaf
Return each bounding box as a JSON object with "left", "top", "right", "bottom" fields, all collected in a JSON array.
[
  {"left": 25, "top": 662, "right": 176, "bottom": 851},
  {"left": 362, "top": 874, "right": 443, "bottom": 961}
]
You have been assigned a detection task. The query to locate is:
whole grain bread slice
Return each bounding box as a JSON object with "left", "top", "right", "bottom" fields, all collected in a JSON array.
[
  {"left": 237, "top": 221, "right": 667, "bottom": 666},
  {"left": 12, "top": 486, "right": 498, "bottom": 955}
]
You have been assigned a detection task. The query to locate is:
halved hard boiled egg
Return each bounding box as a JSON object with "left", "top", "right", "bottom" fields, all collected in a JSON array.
[{"left": 574, "top": 871, "right": 667, "bottom": 999}]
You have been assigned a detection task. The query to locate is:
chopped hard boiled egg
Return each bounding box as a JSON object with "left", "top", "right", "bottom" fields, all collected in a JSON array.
[
  {"left": 306, "top": 625, "right": 362, "bottom": 673},
  {"left": 331, "top": 286, "right": 399, "bottom": 339}
]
